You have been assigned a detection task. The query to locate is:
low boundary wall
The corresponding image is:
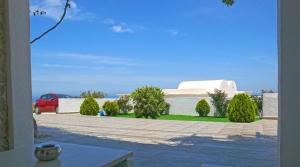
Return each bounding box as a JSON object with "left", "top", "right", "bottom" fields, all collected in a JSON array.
[
  {"left": 58, "top": 98, "right": 117, "bottom": 114},
  {"left": 165, "top": 96, "right": 217, "bottom": 116},
  {"left": 262, "top": 93, "right": 278, "bottom": 119},
  {"left": 57, "top": 94, "right": 278, "bottom": 118}
]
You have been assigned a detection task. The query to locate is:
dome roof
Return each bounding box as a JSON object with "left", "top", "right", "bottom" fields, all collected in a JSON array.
[
  {"left": 178, "top": 80, "right": 227, "bottom": 90},
  {"left": 165, "top": 80, "right": 239, "bottom": 97}
]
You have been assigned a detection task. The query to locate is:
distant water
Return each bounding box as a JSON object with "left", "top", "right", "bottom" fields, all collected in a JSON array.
[
  {"left": 31, "top": 94, "right": 119, "bottom": 102},
  {"left": 106, "top": 94, "right": 120, "bottom": 98}
]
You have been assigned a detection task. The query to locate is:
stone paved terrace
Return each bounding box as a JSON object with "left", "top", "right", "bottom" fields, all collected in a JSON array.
[{"left": 34, "top": 114, "right": 278, "bottom": 167}]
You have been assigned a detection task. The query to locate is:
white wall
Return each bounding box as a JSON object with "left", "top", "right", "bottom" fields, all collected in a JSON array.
[
  {"left": 165, "top": 96, "right": 217, "bottom": 116},
  {"left": 59, "top": 95, "right": 279, "bottom": 119},
  {"left": 59, "top": 96, "right": 218, "bottom": 116},
  {"left": 262, "top": 93, "right": 278, "bottom": 119},
  {"left": 58, "top": 98, "right": 117, "bottom": 114},
  {"left": 59, "top": 95, "right": 246, "bottom": 116}
]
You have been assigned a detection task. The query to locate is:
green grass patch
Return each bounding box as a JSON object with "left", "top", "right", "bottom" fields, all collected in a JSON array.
[
  {"left": 117, "top": 113, "right": 224, "bottom": 122},
  {"left": 115, "top": 113, "right": 261, "bottom": 122}
]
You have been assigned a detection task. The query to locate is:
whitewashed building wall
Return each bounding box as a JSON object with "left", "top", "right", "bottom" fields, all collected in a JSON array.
[{"left": 58, "top": 98, "right": 117, "bottom": 113}]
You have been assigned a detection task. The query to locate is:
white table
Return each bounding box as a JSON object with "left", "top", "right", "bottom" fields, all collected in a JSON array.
[{"left": 0, "top": 142, "right": 133, "bottom": 167}]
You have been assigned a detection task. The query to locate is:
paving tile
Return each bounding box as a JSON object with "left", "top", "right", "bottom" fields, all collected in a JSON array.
[{"left": 34, "top": 114, "right": 278, "bottom": 167}]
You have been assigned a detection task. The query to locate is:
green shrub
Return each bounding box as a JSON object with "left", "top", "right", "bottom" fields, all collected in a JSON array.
[
  {"left": 250, "top": 89, "right": 275, "bottom": 117},
  {"left": 227, "top": 93, "right": 257, "bottom": 123},
  {"left": 103, "top": 101, "right": 119, "bottom": 116},
  {"left": 163, "top": 102, "right": 170, "bottom": 115},
  {"left": 117, "top": 95, "right": 133, "bottom": 114},
  {"left": 131, "top": 86, "right": 169, "bottom": 119},
  {"left": 80, "top": 97, "right": 100, "bottom": 116},
  {"left": 251, "top": 95, "right": 262, "bottom": 116},
  {"left": 208, "top": 89, "right": 228, "bottom": 117},
  {"left": 195, "top": 99, "right": 210, "bottom": 117}
]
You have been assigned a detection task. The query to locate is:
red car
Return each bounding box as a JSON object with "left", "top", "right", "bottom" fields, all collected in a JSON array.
[{"left": 34, "top": 93, "right": 72, "bottom": 114}]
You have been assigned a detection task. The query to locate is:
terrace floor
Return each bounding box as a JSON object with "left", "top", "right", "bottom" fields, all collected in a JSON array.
[{"left": 34, "top": 114, "right": 278, "bottom": 167}]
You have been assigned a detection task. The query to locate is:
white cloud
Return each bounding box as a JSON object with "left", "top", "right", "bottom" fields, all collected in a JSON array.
[
  {"left": 167, "top": 29, "right": 179, "bottom": 36},
  {"left": 58, "top": 53, "right": 139, "bottom": 66},
  {"left": 42, "top": 63, "right": 75, "bottom": 68},
  {"left": 31, "top": 51, "right": 180, "bottom": 94},
  {"left": 32, "top": 73, "right": 179, "bottom": 86},
  {"left": 34, "top": 52, "right": 143, "bottom": 66},
  {"left": 111, "top": 25, "right": 133, "bottom": 33},
  {"left": 30, "top": 0, "right": 95, "bottom": 21},
  {"left": 103, "top": 18, "right": 138, "bottom": 34},
  {"left": 41, "top": 63, "right": 102, "bottom": 70}
]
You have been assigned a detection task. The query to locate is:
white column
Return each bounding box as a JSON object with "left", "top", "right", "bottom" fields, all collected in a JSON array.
[
  {"left": 4, "top": 0, "right": 33, "bottom": 149},
  {"left": 279, "top": 0, "right": 300, "bottom": 166}
]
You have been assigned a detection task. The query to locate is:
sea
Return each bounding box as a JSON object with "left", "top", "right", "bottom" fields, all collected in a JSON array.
[{"left": 31, "top": 93, "right": 119, "bottom": 103}]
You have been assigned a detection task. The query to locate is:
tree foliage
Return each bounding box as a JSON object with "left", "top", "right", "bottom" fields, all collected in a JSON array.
[
  {"left": 117, "top": 95, "right": 133, "bottom": 114},
  {"left": 251, "top": 95, "right": 262, "bottom": 116},
  {"left": 252, "top": 89, "right": 276, "bottom": 117},
  {"left": 208, "top": 89, "right": 228, "bottom": 117},
  {"left": 80, "top": 90, "right": 106, "bottom": 98},
  {"left": 131, "top": 86, "right": 169, "bottom": 119},
  {"left": 163, "top": 102, "right": 171, "bottom": 115},
  {"left": 223, "top": 0, "right": 234, "bottom": 6}
]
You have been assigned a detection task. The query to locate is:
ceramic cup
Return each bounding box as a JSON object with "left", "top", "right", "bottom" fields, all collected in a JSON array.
[{"left": 34, "top": 143, "right": 62, "bottom": 161}]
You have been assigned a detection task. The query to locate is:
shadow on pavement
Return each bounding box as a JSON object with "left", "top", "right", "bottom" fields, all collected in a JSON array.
[{"left": 35, "top": 126, "right": 278, "bottom": 167}]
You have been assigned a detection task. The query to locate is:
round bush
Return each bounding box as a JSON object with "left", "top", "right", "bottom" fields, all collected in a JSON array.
[
  {"left": 103, "top": 101, "right": 119, "bottom": 116},
  {"left": 80, "top": 97, "right": 100, "bottom": 116},
  {"left": 227, "top": 93, "right": 257, "bottom": 123},
  {"left": 131, "top": 86, "right": 168, "bottom": 119},
  {"left": 195, "top": 99, "right": 210, "bottom": 117}
]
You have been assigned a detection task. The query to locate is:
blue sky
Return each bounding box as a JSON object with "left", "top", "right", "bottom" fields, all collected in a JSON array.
[{"left": 30, "top": 0, "right": 277, "bottom": 96}]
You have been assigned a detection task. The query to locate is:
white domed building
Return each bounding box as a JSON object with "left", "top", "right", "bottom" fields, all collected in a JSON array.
[
  {"left": 164, "top": 80, "right": 242, "bottom": 97},
  {"left": 163, "top": 80, "right": 245, "bottom": 116}
]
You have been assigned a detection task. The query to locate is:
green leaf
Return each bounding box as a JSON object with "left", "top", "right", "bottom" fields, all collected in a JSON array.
[{"left": 223, "top": 0, "right": 234, "bottom": 6}]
